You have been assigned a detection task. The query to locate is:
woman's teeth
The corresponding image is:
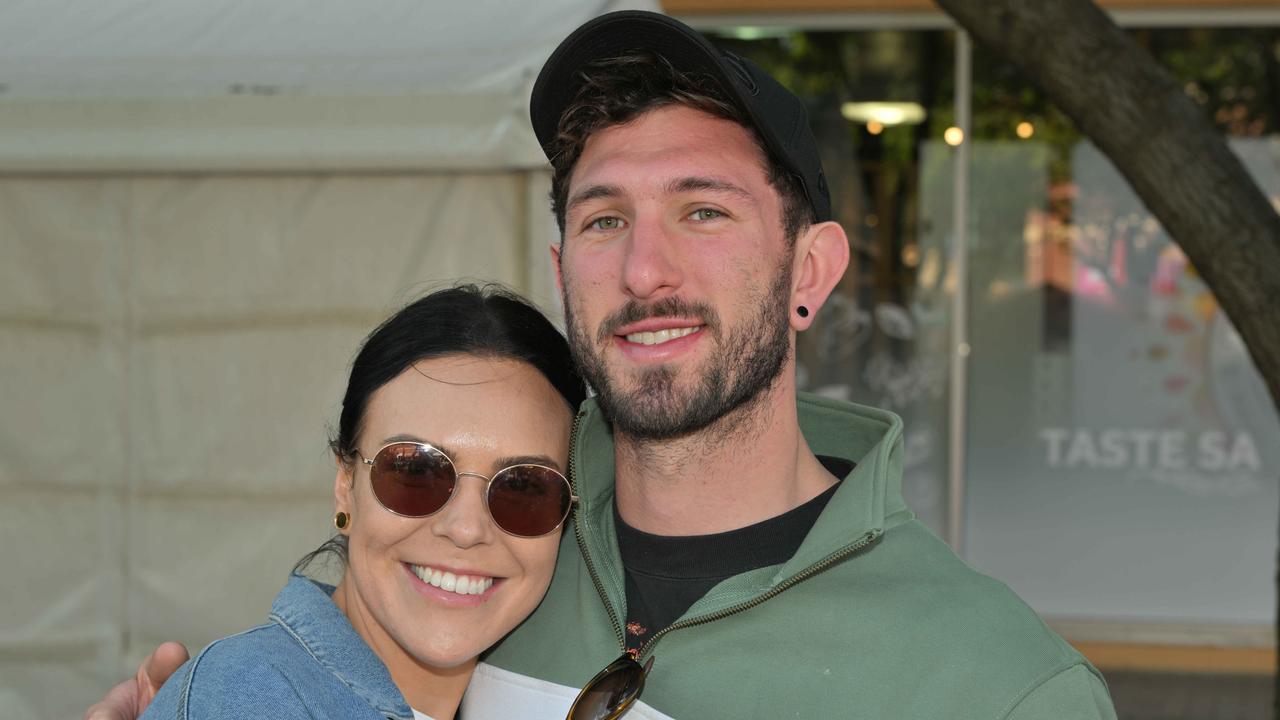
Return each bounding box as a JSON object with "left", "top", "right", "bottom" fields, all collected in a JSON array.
[
  {"left": 625, "top": 326, "right": 698, "bottom": 346},
  {"left": 410, "top": 564, "right": 494, "bottom": 596}
]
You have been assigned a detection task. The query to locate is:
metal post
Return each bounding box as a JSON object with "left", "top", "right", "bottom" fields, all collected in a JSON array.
[{"left": 947, "top": 30, "right": 972, "bottom": 554}]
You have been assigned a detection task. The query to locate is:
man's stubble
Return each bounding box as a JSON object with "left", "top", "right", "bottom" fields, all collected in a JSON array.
[{"left": 562, "top": 258, "right": 794, "bottom": 442}]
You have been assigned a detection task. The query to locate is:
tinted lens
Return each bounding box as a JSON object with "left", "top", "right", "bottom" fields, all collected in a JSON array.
[
  {"left": 486, "top": 464, "right": 572, "bottom": 537},
  {"left": 370, "top": 443, "right": 456, "bottom": 517},
  {"left": 568, "top": 654, "right": 649, "bottom": 720}
]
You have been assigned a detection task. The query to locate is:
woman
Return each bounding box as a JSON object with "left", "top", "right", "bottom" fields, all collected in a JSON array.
[{"left": 141, "top": 285, "right": 586, "bottom": 720}]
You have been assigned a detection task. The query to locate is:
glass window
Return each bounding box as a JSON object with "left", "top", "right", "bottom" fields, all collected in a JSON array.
[{"left": 962, "top": 26, "right": 1280, "bottom": 628}]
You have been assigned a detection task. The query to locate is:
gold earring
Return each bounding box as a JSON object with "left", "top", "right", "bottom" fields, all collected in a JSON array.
[{"left": 334, "top": 511, "right": 350, "bottom": 530}]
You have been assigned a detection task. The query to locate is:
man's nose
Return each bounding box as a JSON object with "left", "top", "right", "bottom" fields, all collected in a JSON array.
[{"left": 621, "top": 216, "right": 683, "bottom": 299}]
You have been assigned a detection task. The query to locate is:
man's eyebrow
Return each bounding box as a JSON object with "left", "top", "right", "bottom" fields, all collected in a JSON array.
[
  {"left": 566, "top": 184, "right": 623, "bottom": 215},
  {"left": 667, "top": 176, "right": 754, "bottom": 201}
]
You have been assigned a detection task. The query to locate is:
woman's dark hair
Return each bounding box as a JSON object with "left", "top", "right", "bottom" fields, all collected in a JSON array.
[{"left": 295, "top": 283, "right": 587, "bottom": 575}]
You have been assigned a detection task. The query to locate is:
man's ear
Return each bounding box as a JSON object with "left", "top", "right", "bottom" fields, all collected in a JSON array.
[
  {"left": 550, "top": 242, "right": 565, "bottom": 296},
  {"left": 789, "top": 221, "right": 850, "bottom": 331},
  {"left": 333, "top": 454, "right": 355, "bottom": 535}
]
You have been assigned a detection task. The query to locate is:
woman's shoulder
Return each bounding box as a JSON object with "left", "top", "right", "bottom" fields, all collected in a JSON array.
[
  {"left": 140, "top": 622, "right": 368, "bottom": 720},
  {"left": 186, "top": 621, "right": 316, "bottom": 683}
]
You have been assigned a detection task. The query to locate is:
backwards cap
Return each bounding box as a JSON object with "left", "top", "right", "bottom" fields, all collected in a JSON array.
[{"left": 530, "top": 10, "right": 831, "bottom": 222}]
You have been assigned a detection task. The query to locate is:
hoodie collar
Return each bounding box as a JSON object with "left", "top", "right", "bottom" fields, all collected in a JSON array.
[{"left": 570, "top": 392, "right": 907, "bottom": 582}]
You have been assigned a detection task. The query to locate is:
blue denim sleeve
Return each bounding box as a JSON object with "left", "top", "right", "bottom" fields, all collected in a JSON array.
[{"left": 139, "top": 626, "right": 327, "bottom": 720}]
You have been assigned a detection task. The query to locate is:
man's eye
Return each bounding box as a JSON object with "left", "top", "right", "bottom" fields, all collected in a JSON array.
[
  {"left": 689, "top": 208, "right": 723, "bottom": 221},
  {"left": 590, "top": 216, "right": 622, "bottom": 230}
]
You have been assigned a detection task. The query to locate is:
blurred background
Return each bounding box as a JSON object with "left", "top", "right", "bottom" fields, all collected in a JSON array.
[{"left": 1, "top": 1, "right": 1276, "bottom": 718}]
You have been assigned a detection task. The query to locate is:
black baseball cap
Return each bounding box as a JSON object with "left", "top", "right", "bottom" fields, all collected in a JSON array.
[{"left": 530, "top": 10, "right": 831, "bottom": 223}]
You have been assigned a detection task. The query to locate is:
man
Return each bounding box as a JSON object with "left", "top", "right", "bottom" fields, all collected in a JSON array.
[{"left": 90, "top": 11, "right": 1116, "bottom": 720}]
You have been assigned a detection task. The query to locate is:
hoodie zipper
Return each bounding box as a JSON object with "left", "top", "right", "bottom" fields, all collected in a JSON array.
[
  {"left": 570, "top": 408, "right": 886, "bottom": 660},
  {"left": 635, "top": 527, "right": 883, "bottom": 661},
  {"left": 575, "top": 476, "right": 883, "bottom": 656},
  {"left": 568, "top": 409, "right": 627, "bottom": 650}
]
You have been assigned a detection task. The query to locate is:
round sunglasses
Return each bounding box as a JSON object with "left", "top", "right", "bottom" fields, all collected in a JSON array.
[
  {"left": 354, "top": 441, "right": 576, "bottom": 538},
  {"left": 568, "top": 653, "right": 654, "bottom": 720}
]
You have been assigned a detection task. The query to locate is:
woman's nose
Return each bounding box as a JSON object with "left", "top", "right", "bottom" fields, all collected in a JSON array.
[{"left": 428, "top": 474, "right": 494, "bottom": 548}]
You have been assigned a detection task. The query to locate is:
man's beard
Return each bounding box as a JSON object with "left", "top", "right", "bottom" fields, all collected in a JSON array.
[{"left": 563, "top": 262, "right": 793, "bottom": 441}]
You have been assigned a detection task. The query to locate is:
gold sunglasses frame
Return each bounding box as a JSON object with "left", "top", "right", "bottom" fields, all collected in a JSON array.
[
  {"left": 354, "top": 441, "right": 578, "bottom": 538},
  {"left": 566, "top": 653, "right": 654, "bottom": 720}
]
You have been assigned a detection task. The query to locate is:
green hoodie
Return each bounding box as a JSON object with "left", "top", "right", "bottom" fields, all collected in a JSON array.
[{"left": 465, "top": 393, "right": 1116, "bottom": 719}]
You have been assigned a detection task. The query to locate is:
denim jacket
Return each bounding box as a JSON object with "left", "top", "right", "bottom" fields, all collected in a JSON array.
[{"left": 141, "top": 574, "right": 415, "bottom": 720}]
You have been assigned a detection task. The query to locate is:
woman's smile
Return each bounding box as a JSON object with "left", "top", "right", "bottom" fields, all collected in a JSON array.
[
  {"left": 406, "top": 562, "right": 497, "bottom": 596},
  {"left": 403, "top": 561, "right": 503, "bottom": 608}
]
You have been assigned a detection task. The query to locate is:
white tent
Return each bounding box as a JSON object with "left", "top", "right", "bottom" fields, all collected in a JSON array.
[{"left": 0, "top": 2, "right": 652, "bottom": 717}]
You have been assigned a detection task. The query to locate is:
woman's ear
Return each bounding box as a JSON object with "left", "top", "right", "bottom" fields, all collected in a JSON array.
[
  {"left": 333, "top": 453, "right": 355, "bottom": 535},
  {"left": 789, "top": 221, "right": 851, "bottom": 331}
]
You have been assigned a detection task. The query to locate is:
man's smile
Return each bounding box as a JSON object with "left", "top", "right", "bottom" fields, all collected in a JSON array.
[
  {"left": 622, "top": 325, "right": 702, "bottom": 346},
  {"left": 611, "top": 318, "right": 707, "bottom": 360}
]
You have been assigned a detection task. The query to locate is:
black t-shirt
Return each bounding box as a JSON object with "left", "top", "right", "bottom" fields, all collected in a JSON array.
[{"left": 615, "top": 456, "right": 853, "bottom": 653}]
